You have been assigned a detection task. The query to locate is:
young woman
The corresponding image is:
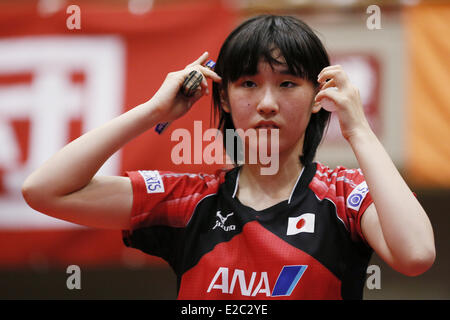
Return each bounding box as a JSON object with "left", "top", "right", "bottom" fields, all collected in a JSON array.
[{"left": 22, "top": 15, "right": 435, "bottom": 300}]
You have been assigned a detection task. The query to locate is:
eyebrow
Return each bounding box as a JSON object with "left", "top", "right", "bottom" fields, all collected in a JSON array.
[
  {"left": 277, "top": 68, "right": 300, "bottom": 77},
  {"left": 237, "top": 64, "right": 300, "bottom": 78}
]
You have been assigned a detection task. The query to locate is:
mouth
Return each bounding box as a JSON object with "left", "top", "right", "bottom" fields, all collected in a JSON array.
[{"left": 254, "top": 121, "right": 280, "bottom": 130}]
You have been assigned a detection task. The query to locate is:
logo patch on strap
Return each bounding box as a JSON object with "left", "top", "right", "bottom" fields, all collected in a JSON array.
[
  {"left": 139, "top": 170, "right": 165, "bottom": 194},
  {"left": 347, "top": 181, "right": 369, "bottom": 211}
]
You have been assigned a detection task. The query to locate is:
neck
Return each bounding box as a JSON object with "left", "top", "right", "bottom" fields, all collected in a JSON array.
[{"left": 237, "top": 149, "right": 305, "bottom": 201}]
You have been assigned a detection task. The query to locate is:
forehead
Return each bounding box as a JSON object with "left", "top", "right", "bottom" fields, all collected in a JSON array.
[
  {"left": 257, "top": 58, "right": 290, "bottom": 72},
  {"left": 248, "top": 54, "right": 302, "bottom": 78},
  {"left": 223, "top": 40, "right": 309, "bottom": 83},
  {"left": 247, "top": 48, "right": 296, "bottom": 75}
]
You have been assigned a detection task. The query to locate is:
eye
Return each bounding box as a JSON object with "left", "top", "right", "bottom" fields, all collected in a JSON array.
[
  {"left": 241, "top": 80, "right": 256, "bottom": 88},
  {"left": 280, "top": 81, "right": 296, "bottom": 88}
]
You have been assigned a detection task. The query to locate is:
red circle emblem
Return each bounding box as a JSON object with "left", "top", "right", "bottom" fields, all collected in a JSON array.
[{"left": 296, "top": 219, "right": 305, "bottom": 229}]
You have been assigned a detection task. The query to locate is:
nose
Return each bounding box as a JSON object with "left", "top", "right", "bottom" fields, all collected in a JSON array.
[{"left": 256, "top": 87, "right": 279, "bottom": 116}]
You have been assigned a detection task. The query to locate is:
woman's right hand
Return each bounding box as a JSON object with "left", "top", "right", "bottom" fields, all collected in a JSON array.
[{"left": 151, "top": 51, "right": 222, "bottom": 123}]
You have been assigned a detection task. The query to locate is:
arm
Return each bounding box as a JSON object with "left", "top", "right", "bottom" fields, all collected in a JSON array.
[
  {"left": 22, "top": 52, "right": 221, "bottom": 230},
  {"left": 316, "top": 65, "right": 435, "bottom": 276}
]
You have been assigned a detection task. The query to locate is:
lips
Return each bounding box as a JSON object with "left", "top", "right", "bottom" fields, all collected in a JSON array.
[{"left": 254, "top": 121, "right": 280, "bottom": 129}]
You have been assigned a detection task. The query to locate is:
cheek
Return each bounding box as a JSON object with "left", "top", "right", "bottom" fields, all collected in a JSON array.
[
  {"left": 282, "top": 93, "right": 313, "bottom": 120},
  {"left": 278, "top": 104, "right": 314, "bottom": 147},
  {"left": 285, "top": 90, "right": 315, "bottom": 122},
  {"left": 286, "top": 111, "right": 312, "bottom": 141},
  {"left": 231, "top": 110, "right": 251, "bottom": 130},
  {"left": 227, "top": 95, "right": 253, "bottom": 129},
  {"left": 285, "top": 106, "right": 311, "bottom": 127}
]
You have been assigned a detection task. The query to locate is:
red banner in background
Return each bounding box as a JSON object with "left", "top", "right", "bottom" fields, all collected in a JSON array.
[{"left": 0, "top": 1, "right": 236, "bottom": 268}]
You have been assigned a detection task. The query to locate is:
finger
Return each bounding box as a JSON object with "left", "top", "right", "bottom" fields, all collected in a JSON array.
[
  {"left": 190, "top": 88, "right": 204, "bottom": 105},
  {"left": 185, "top": 67, "right": 209, "bottom": 96},
  {"left": 186, "top": 51, "right": 209, "bottom": 69},
  {"left": 182, "top": 68, "right": 209, "bottom": 95},
  {"left": 319, "top": 78, "right": 336, "bottom": 91},
  {"left": 182, "top": 89, "right": 204, "bottom": 113},
  {"left": 318, "top": 67, "right": 345, "bottom": 83},
  {"left": 182, "top": 64, "right": 221, "bottom": 83},
  {"left": 201, "top": 73, "right": 208, "bottom": 88},
  {"left": 315, "top": 87, "right": 342, "bottom": 105},
  {"left": 200, "top": 74, "right": 209, "bottom": 95},
  {"left": 317, "top": 65, "right": 345, "bottom": 83},
  {"left": 317, "top": 69, "right": 349, "bottom": 89},
  {"left": 317, "top": 65, "right": 342, "bottom": 80},
  {"left": 198, "top": 65, "right": 222, "bottom": 83}
]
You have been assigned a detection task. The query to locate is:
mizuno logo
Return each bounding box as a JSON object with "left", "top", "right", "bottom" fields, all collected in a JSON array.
[
  {"left": 212, "top": 211, "right": 236, "bottom": 232},
  {"left": 207, "top": 265, "right": 308, "bottom": 297}
]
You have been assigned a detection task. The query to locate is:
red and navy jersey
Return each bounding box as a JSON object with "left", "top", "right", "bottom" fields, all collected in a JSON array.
[{"left": 122, "top": 162, "right": 374, "bottom": 300}]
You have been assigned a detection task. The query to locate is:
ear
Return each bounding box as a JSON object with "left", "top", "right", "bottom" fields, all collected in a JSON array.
[
  {"left": 311, "top": 87, "right": 322, "bottom": 114},
  {"left": 220, "top": 90, "right": 231, "bottom": 113},
  {"left": 311, "top": 101, "right": 322, "bottom": 114}
]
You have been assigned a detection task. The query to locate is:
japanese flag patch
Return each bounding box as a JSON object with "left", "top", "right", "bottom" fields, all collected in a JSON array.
[{"left": 287, "top": 213, "right": 315, "bottom": 236}]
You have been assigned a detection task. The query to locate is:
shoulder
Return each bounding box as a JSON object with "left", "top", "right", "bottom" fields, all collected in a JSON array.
[
  {"left": 313, "top": 162, "right": 364, "bottom": 179},
  {"left": 126, "top": 167, "right": 232, "bottom": 195},
  {"left": 309, "top": 162, "right": 367, "bottom": 200},
  {"left": 125, "top": 168, "right": 235, "bottom": 230},
  {"left": 310, "top": 162, "right": 373, "bottom": 243}
]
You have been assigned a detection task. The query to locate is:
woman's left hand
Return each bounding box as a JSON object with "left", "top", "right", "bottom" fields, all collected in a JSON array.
[{"left": 315, "top": 65, "right": 372, "bottom": 142}]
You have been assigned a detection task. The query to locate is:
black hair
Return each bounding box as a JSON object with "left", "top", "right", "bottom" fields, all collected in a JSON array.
[{"left": 212, "top": 14, "right": 331, "bottom": 166}]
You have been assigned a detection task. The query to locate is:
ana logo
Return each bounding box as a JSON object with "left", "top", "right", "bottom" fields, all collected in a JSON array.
[
  {"left": 207, "top": 265, "right": 308, "bottom": 297},
  {"left": 212, "top": 211, "right": 236, "bottom": 232},
  {"left": 287, "top": 213, "right": 315, "bottom": 235},
  {"left": 347, "top": 181, "right": 369, "bottom": 211}
]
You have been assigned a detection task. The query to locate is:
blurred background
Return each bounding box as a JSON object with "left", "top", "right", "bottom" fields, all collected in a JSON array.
[{"left": 0, "top": 0, "right": 448, "bottom": 299}]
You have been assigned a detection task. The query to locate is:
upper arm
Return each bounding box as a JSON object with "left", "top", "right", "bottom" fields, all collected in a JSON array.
[
  {"left": 361, "top": 203, "right": 396, "bottom": 269},
  {"left": 26, "top": 176, "right": 133, "bottom": 230}
]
